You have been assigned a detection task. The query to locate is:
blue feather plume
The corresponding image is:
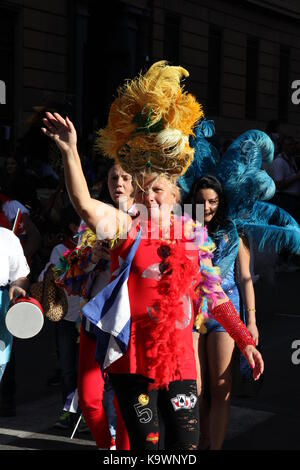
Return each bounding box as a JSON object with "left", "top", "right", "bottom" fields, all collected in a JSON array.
[{"left": 178, "top": 119, "right": 300, "bottom": 262}]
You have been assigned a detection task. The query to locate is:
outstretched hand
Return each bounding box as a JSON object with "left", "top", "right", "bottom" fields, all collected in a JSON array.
[
  {"left": 41, "top": 112, "right": 77, "bottom": 153},
  {"left": 242, "top": 345, "right": 264, "bottom": 381}
]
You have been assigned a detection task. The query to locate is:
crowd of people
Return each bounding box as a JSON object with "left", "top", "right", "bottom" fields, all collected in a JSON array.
[
  {"left": 0, "top": 61, "right": 299, "bottom": 451},
  {"left": 266, "top": 120, "right": 300, "bottom": 227},
  {"left": 265, "top": 121, "right": 300, "bottom": 272}
]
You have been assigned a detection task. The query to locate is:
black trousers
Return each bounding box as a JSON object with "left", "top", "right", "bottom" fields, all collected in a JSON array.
[
  {"left": 109, "top": 374, "right": 199, "bottom": 450},
  {"left": 56, "top": 320, "right": 79, "bottom": 406}
]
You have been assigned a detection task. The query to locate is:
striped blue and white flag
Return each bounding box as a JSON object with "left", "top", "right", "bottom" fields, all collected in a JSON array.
[
  {"left": 63, "top": 388, "right": 80, "bottom": 414},
  {"left": 82, "top": 229, "right": 141, "bottom": 371}
]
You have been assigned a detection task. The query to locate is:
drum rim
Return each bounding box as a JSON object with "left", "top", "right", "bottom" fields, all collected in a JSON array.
[{"left": 14, "top": 296, "right": 44, "bottom": 312}]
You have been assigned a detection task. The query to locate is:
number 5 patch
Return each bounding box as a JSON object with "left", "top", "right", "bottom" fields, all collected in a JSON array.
[{"left": 134, "top": 402, "right": 153, "bottom": 424}]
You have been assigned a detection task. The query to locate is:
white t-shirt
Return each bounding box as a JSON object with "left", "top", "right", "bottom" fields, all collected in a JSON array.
[
  {"left": 0, "top": 227, "right": 30, "bottom": 287},
  {"left": 2, "top": 200, "right": 30, "bottom": 223},
  {"left": 38, "top": 243, "right": 81, "bottom": 322}
]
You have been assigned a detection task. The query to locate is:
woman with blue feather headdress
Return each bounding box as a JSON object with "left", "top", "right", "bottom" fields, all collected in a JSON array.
[{"left": 178, "top": 120, "right": 300, "bottom": 450}]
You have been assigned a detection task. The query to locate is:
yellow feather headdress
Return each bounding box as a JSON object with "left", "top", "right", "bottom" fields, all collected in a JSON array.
[{"left": 95, "top": 60, "right": 204, "bottom": 180}]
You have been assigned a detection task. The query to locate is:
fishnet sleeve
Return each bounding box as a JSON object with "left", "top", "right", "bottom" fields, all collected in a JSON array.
[{"left": 212, "top": 300, "right": 255, "bottom": 352}]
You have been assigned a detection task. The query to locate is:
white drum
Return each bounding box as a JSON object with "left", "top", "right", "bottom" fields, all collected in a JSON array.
[{"left": 5, "top": 297, "right": 44, "bottom": 339}]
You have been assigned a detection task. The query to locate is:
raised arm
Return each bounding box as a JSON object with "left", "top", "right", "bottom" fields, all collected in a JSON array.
[{"left": 41, "top": 112, "right": 131, "bottom": 239}]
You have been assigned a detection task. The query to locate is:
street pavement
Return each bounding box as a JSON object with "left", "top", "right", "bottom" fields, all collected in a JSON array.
[
  {"left": 225, "top": 250, "right": 300, "bottom": 450},
  {"left": 0, "top": 250, "right": 300, "bottom": 451}
]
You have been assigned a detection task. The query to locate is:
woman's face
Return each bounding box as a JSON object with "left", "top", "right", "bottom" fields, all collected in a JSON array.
[
  {"left": 195, "top": 188, "right": 219, "bottom": 224},
  {"left": 6, "top": 157, "right": 18, "bottom": 175},
  {"left": 107, "top": 164, "right": 134, "bottom": 208},
  {"left": 135, "top": 174, "right": 178, "bottom": 222}
]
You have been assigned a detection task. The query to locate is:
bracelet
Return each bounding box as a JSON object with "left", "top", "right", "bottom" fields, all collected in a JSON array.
[{"left": 246, "top": 307, "right": 256, "bottom": 313}]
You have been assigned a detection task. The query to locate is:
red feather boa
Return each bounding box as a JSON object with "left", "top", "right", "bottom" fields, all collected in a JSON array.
[{"left": 141, "top": 235, "right": 201, "bottom": 390}]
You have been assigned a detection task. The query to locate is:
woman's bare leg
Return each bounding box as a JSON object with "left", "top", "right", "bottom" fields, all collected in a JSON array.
[{"left": 206, "top": 331, "right": 235, "bottom": 450}]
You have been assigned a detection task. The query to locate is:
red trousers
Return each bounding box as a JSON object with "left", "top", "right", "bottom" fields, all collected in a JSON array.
[{"left": 77, "top": 327, "right": 130, "bottom": 450}]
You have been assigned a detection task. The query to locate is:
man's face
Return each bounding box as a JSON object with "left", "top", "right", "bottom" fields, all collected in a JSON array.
[{"left": 282, "top": 139, "right": 295, "bottom": 157}]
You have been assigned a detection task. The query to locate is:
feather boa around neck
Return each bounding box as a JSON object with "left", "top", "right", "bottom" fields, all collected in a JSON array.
[
  {"left": 139, "top": 215, "right": 221, "bottom": 390},
  {"left": 142, "top": 231, "right": 201, "bottom": 390}
]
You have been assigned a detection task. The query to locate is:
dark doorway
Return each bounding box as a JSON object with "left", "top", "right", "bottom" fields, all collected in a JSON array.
[{"left": 0, "top": 9, "right": 15, "bottom": 157}]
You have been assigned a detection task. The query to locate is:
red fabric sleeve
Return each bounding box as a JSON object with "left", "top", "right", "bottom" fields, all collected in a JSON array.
[{"left": 212, "top": 300, "right": 255, "bottom": 352}]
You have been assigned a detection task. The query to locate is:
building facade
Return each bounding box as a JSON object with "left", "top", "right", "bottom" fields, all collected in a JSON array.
[
  {"left": 0, "top": 0, "right": 74, "bottom": 156},
  {"left": 0, "top": 0, "right": 300, "bottom": 157},
  {"left": 150, "top": 0, "right": 300, "bottom": 140}
]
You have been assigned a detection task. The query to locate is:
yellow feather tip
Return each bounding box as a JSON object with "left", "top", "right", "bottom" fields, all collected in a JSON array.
[{"left": 95, "top": 60, "right": 204, "bottom": 178}]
